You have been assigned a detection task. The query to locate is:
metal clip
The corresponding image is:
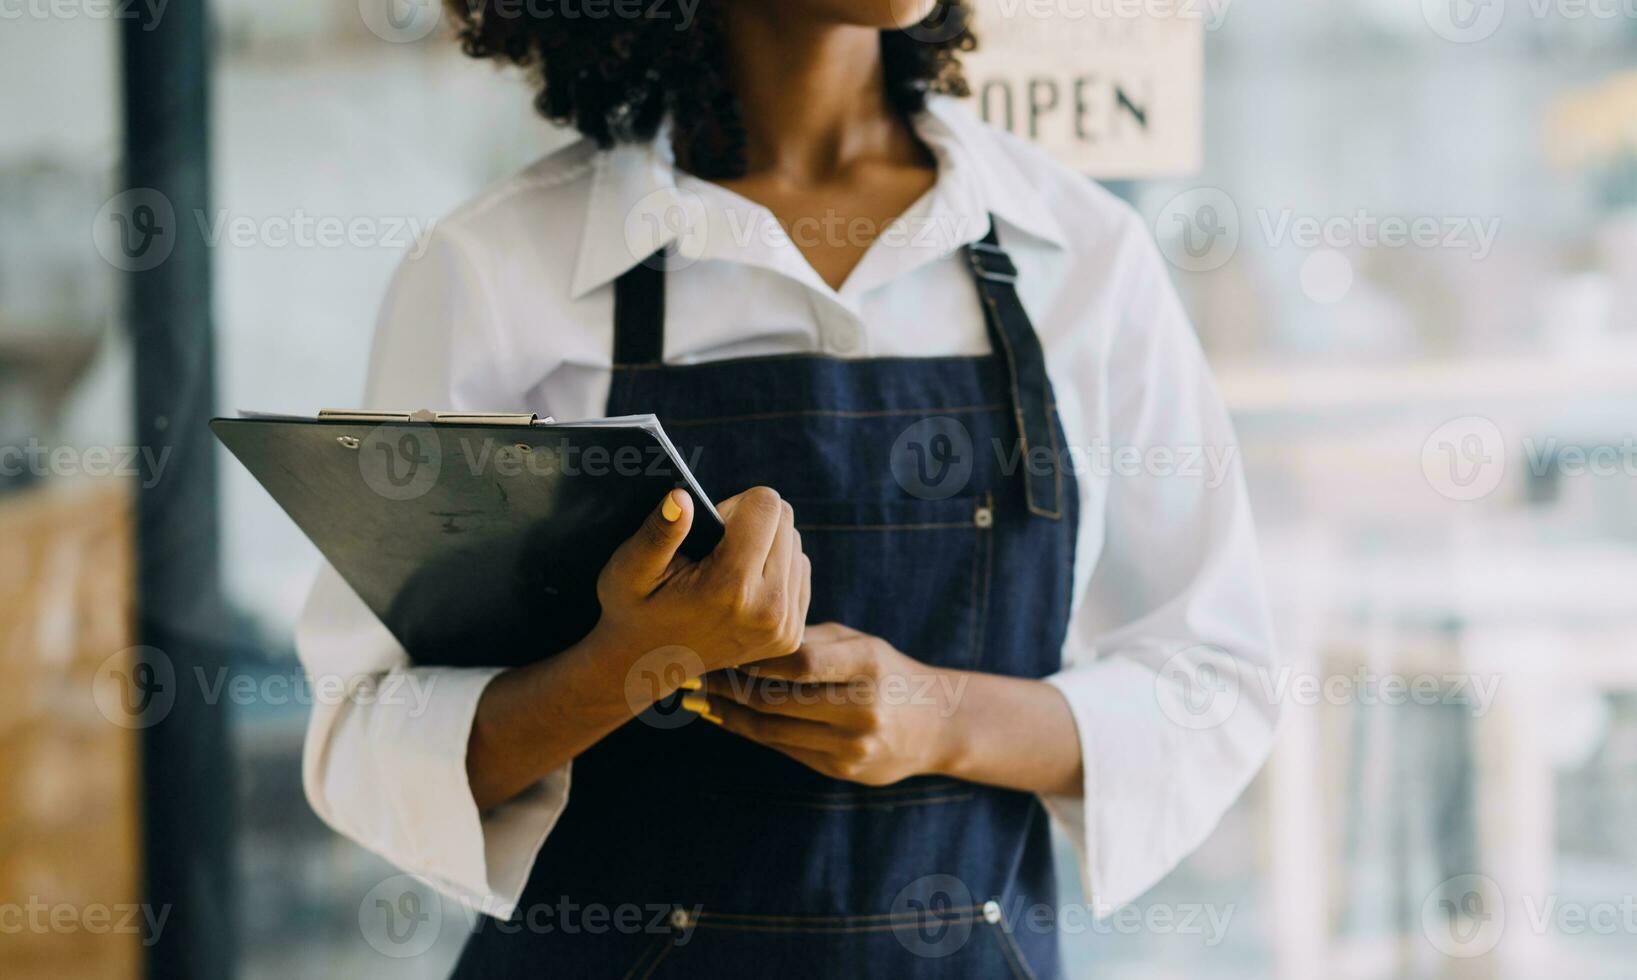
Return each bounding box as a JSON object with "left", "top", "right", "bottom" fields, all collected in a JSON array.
[{"left": 318, "top": 409, "right": 538, "bottom": 426}]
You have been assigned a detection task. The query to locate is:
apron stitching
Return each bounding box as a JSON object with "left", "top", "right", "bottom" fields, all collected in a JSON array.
[
  {"left": 976, "top": 262, "right": 1062, "bottom": 521},
  {"left": 965, "top": 501, "right": 983, "bottom": 670},
  {"left": 699, "top": 905, "right": 985, "bottom": 923},
  {"left": 1045, "top": 401, "right": 1065, "bottom": 520},
  {"left": 692, "top": 904, "right": 988, "bottom": 928},
  {"left": 978, "top": 284, "right": 1037, "bottom": 508},
  {"left": 701, "top": 779, "right": 965, "bottom": 801},
  {"left": 633, "top": 938, "right": 674, "bottom": 980},
  {"left": 611, "top": 351, "right": 997, "bottom": 370},
  {"left": 619, "top": 933, "right": 674, "bottom": 980},
  {"left": 796, "top": 521, "right": 975, "bottom": 532},
  {"left": 973, "top": 490, "right": 995, "bottom": 671},
  {"left": 660, "top": 403, "right": 1007, "bottom": 427},
  {"left": 992, "top": 920, "right": 1040, "bottom": 980},
  {"left": 695, "top": 790, "right": 975, "bottom": 812},
  {"left": 685, "top": 921, "right": 961, "bottom": 935}
]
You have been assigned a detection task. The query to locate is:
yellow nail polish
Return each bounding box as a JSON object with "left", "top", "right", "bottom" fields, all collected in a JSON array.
[
  {"left": 700, "top": 711, "right": 725, "bottom": 726},
  {"left": 662, "top": 491, "right": 684, "bottom": 523},
  {"left": 681, "top": 694, "right": 710, "bottom": 714},
  {"left": 678, "top": 677, "right": 703, "bottom": 692}
]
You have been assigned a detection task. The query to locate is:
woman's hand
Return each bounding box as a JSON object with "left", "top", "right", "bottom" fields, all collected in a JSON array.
[
  {"left": 692, "top": 622, "right": 1086, "bottom": 798},
  {"left": 697, "top": 623, "right": 964, "bottom": 786},
  {"left": 467, "top": 486, "right": 811, "bottom": 813},
  {"left": 593, "top": 486, "right": 811, "bottom": 681}
]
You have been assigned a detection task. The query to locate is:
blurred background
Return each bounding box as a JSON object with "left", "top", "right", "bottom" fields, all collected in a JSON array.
[{"left": 3, "top": 1, "right": 1636, "bottom": 978}]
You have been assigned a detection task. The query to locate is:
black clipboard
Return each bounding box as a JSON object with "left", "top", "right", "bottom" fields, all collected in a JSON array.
[{"left": 211, "top": 410, "right": 724, "bottom": 669}]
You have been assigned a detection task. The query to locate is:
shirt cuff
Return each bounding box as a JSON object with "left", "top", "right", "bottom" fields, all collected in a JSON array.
[
  {"left": 1038, "top": 655, "right": 1186, "bottom": 917},
  {"left": 375, "top": 667, "right": 569, "bottom": 919}
]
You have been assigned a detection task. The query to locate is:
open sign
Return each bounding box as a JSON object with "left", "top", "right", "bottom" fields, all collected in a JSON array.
[{"left": 962, "top": 12, "right": 1202, "bottom": 178}]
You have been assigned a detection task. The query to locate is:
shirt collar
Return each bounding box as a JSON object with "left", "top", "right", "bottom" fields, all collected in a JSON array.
[{"left": 569, "top": 96, "right": 1068, "bottom": 300}]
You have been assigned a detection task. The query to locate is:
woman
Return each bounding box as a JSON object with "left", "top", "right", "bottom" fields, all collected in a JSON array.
[{"left": 298, "top": 1, "right": 1279, "bottom": 976}]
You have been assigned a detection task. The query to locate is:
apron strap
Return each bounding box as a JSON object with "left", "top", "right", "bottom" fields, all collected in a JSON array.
[
  {"left": 967, "top": 222, "right": 1063, "bottom": 519},
  {"left": 613, "top": 252, "right": 666, "bottom": 366}
]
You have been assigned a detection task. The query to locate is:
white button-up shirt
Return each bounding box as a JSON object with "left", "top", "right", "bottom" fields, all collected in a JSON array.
[{"left": 297, "top": 96, "right": 1279, "bottom": 920}]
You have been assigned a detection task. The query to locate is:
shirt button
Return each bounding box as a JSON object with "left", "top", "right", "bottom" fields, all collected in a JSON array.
[
  {"left": 982, "top": 900, "right": 1002, "bottom": 924},
  {"left": 826, "top": 319, "right": 861, "bottom": 354}
]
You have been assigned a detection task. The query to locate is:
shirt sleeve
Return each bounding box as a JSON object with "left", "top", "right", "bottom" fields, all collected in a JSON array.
[
  {"left": 295, "top": 227, "right": 569, "bottom": 918},
  {"left": 1038, "top": 211, "right": 1281, "bottom": 915}
]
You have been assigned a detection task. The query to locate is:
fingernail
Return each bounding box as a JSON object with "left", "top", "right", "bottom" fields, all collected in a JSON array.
[
  {"left": 662, "top": 490, "right": 685, "bottom": 523},
  {"left": 678, "top": 677, "right": 703, "bottom": 692},
  {"left": 681, "top": 694, "right": 710, "bottom": 714},
  {"left": 700, "top": 710, "right": 725, "bottom": 726}
]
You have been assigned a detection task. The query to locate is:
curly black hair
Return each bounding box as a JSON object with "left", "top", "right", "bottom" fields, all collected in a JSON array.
[{"left": 444, "top": 1, "right": 976, "bottom": 180}]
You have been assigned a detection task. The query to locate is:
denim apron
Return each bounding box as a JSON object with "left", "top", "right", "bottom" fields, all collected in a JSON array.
[{"left": 452, "top": 221, "right": 1080, "bottom": 979}]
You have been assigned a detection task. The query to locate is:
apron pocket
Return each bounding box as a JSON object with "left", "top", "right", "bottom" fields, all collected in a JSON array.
[
  {"left": 639, "top": 902, "right": 1041, "bottom": 980},
  {"left": 791, "top": 492, "right": 995, "bottom": 672}
]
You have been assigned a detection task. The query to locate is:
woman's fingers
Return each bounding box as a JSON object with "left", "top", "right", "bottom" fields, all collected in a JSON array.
[
  {"left": 709, "top": 699, "right": 847, "bottom": 752},
  {"left": 764, "top": 501, "right": 796, "bottom": 581},
  {"left": 704, "top": 672, "right": 851, "bottom": 722},
  {"left": 710, "top": 487, "right": 783, "bottom": 577},
  {"left": 797, "top": 553, "right": 811, "bottom": 627},
  {"left": 744, "top": 625, "right": 872, "bottom": 683},
  {"left": 783, "top": 531, "right": 806, "bottom": 637}
]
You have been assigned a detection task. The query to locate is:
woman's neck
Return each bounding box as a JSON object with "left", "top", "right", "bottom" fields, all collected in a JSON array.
[{"left": 718, "top": 9, "right": 922, "bottom": 183}]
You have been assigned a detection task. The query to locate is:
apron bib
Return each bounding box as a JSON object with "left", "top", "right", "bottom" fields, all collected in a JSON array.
[{"left": 452, "top": 223, "right": 1080, "bottom": 979}]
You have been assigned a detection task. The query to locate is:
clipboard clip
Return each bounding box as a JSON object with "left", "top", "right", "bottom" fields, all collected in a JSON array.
[{"left": 318, "top": 409, "right": 549, "bottom": 425}]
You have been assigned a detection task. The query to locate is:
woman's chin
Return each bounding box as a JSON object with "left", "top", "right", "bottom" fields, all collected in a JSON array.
[{"left": 792, "top": 0, "right": 943, "bottom": 31}]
